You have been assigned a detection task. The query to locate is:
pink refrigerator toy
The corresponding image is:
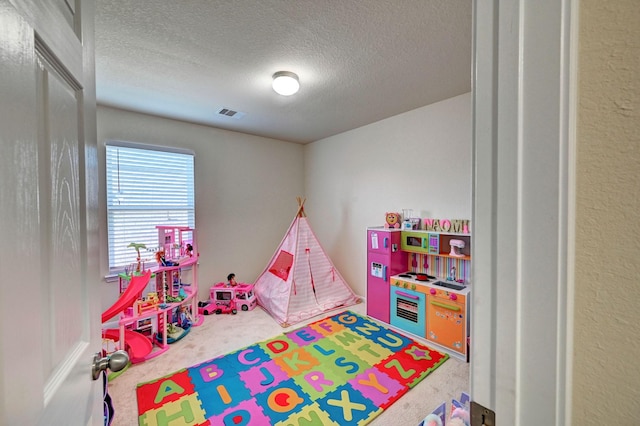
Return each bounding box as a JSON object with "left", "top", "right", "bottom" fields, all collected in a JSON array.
[{"left": 366, "top": 228, "right": 407, "bottom": 323}]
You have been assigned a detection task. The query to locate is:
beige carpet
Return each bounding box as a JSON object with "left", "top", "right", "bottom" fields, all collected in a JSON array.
[{"left": 107, "top": 302, "right": 469, "bottom": 425}]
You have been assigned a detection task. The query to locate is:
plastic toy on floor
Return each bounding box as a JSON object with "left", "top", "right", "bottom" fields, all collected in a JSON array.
[
  {"left": 232, "top": 282, "right": 257, "bottom": 311},
  {"left": 209, "top": 283, "right": 239, "bottom": 314},
  {"left": 418, "top": 392, "right": 470, "bottom": 426},
  {"left": 197, "top": 284, "right": 256, "bottom": 315},
  {"left": 418, "top": 402, "right": 445, "bottom": 426},
  {"left": 449, "top": 392, "right": 470, "bottom": 426},
  {"left": 447, "top": 409, "right": 470, "bottom": 426},
  {"left": 214, "top": 298, "right": 237, "bottom": 315},
  {"left": 208, "top": 280, "right": 257, "bottom": 312},
  {"left": 198, "top": 300, "right": 215, "bottom": 315}
]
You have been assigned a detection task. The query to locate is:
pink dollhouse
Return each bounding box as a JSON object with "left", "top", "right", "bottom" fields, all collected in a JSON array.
[{"left": 101, "top": 225, "right": 201, "bottom": 365}]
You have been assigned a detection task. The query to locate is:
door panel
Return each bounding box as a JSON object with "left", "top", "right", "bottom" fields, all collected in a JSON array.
[{"left": 39, "top": 54, "right": 85, "bottom": 380}]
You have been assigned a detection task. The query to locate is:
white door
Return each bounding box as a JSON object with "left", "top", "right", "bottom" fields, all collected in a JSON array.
[{"left": 0, "top": 1, "right": 101, "bottom": 424}]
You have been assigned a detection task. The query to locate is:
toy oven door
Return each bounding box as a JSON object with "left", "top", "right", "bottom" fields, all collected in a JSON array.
[{"left": 426, "top": 295, "right": 466, "bottom": 355}]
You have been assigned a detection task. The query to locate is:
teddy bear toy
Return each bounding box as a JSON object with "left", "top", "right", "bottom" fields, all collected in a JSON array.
[{"left": 384, "top": 212, "right": 401, "bottom": 228}]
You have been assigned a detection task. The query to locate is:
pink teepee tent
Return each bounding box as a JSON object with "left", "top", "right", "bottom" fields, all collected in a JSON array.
[{"left": 254, "top": 198, "right": 360, "bottom": 326}]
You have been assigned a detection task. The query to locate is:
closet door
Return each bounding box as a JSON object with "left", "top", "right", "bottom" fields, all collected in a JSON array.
[{"left": 0, "top": 1, "right": 100, "bottom": 424}]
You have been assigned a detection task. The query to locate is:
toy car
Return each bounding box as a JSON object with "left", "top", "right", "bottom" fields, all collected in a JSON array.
[
  {"left": 214, "top": 299, "right": 238, "bottom": 315},
  {"left": 210, "top": 287, "right": 238, "bottom": 315},
  {"left": 198, "top": 301, "right": 215, "bottom": 315}
]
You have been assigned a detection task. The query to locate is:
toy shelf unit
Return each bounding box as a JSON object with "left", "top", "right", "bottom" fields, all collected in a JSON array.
[
  {"left": 116, "top": 288, "right": 202, "bottom": 363},
  {"left": 400, "top": 230, "right": 471, "bottom": 284},
  {"left": 151, "top": 225, "right": 203, "bottom": 332}
]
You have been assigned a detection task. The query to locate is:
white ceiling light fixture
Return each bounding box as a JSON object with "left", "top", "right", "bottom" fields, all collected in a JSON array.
[{"left": 272, "top": 71, "right": 300, "bottom": 96}]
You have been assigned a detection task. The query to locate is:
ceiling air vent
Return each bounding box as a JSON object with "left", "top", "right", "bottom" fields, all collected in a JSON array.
[{"left": 217, "top": 108, "right": 245, "bottom": 120}]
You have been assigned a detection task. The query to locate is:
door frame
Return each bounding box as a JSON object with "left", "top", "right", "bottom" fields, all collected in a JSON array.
[{"left": 471, "top": 0, "right": 577, "bottom": 423}]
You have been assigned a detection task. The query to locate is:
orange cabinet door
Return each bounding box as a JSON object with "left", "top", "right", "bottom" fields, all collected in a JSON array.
[{"left": 426, "top": 297, "right": 466, "bottom": 356}]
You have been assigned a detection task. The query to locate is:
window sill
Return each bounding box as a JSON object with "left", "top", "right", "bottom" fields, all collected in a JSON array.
[{"left": 104, "top": 273, "right": 120, "bottom": 283}]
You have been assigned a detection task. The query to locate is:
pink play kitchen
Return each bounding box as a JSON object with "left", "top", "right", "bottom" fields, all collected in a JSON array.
[{"left": 366, "top": 215, "right": 471, "bottom": 360}]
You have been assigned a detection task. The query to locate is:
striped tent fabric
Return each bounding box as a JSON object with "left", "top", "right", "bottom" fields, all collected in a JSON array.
[{"left": 253, "top": 199, "right": 360, "bottom": 326}]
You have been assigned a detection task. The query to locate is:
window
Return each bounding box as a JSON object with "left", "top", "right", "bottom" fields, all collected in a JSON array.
[{"left": 106, "top": 142, "right": 195, "bottom": 270}]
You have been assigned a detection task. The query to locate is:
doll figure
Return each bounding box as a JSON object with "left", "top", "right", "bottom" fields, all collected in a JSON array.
[
  {"left": 227, "top": 273, "right": 238, "bottom": 287},
  {"left": 176, "top": 306, "right": 192, "bottom": 328}
]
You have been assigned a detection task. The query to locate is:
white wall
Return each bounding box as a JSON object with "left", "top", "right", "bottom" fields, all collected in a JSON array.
[
  {"left": 96, "top": 94, "right": 471, "bottom": 309},
  {"left": 97, "top": 106, "right": 304, "bottom": 309},
  {"left": 304, "top": 93, "right": 472, "bottom": 297},
  {"left": 573, "top": 0, "right": 640, "bottom": 422}
]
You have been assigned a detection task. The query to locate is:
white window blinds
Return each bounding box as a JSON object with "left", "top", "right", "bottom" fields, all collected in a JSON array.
[{"left": 106, "top": 143, "right": 195, "bottom": 270}]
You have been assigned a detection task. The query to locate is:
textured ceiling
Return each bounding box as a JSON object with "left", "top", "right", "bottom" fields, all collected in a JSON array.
[{"left": 95, "top": 1, "right": 472, "bottom": 144}]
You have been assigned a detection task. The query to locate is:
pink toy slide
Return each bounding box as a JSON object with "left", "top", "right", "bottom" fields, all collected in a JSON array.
[
  {"left": 102, "top": 270, "right": 152, "bottom": 323},
  {"left": 102, "top": 270, "right": 154, "bottom": 362},
  {"left": 102, "top": 328, "right": 153, "bottom": 364}
]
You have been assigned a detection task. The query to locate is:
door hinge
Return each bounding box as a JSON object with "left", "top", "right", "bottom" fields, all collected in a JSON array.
[{"left": 470, "top": 401, "right": 496, "bottom": 426}]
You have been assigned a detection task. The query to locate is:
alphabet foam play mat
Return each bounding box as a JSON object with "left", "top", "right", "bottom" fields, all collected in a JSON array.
[{"left": 136, "top": 311, "right": 448, "bottom": 425}]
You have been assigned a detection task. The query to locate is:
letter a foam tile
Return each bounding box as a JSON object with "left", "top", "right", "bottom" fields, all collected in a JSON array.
[
  {"left": 138, "top": 394, "right": 207, "bottom": 426},
  {"left": 136, "top": 369, "right": 195, "bottom": 414}
]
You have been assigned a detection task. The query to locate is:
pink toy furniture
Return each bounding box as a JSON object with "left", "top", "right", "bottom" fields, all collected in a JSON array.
[{"left": 366, "top": 228, "right": 407, "bottom": 323}]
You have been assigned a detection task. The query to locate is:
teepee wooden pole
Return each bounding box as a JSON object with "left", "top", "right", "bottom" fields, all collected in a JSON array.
[{"left": 296, "top": 197, "right": 307, "bottom": 218}]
